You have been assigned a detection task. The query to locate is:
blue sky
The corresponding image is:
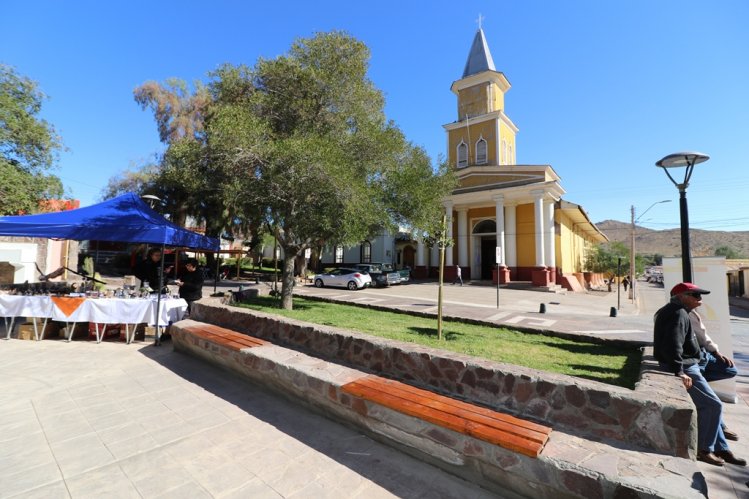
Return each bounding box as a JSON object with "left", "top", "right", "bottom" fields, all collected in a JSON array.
[{"left": 3, "top": 1, "right": 748, "bottom": 231}]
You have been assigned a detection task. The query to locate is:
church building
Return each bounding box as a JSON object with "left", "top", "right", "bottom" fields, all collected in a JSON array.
[{"left": 324, "top": 27, "right": 606, "bottom": 289}]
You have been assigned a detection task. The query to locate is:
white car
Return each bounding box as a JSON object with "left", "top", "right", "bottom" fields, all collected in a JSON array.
[{"left": 313, "top": 268, "right": 372, "bottom": 290}]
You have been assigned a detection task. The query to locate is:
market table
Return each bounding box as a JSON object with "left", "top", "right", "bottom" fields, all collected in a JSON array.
[{"left": 0, "top": 295, "right": 188, "bottom": 343}]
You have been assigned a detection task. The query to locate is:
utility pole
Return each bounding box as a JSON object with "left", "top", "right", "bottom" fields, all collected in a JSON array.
[{"left": 630, "top": 205, "right": 635, "bottom": 302}]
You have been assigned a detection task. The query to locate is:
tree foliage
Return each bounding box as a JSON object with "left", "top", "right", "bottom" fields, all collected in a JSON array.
[
  {"left": 0, "top": 64, "right": 64, "bottom": 214},
  {"left": 114, "top": 31, "right": 454, "bottom": 309},
  {"left": 584, "top": 241, "right": 649, "bottom": 278},
  {"left": 714, "top": 245, "right": 744, "bottom": 259}
]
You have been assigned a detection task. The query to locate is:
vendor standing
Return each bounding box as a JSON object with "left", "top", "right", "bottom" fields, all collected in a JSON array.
[
  {"left": 176, "top": 258, "right": 203, "bottom": 314},
  {"left": 133, "top": 248, "right": 172, "bottom": 292}
]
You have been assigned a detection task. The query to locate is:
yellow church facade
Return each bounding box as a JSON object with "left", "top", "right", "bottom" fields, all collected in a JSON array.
[{"left": 412, "top": 28, "right": 606, "bottom": 288}]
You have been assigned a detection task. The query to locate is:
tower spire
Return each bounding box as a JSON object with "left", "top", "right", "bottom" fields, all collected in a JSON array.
[{"left": 462, "top": 21, "right": 496, "bottom": 78}]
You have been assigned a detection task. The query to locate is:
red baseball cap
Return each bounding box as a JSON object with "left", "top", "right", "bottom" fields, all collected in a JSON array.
[{"left": 670, "top": 282, "right": 711, "bottom": 296}]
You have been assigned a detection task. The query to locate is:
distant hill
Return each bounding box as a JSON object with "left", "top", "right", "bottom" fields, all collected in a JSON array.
[{"left": 595, "top": 220, "right": 749, "bottom": 258}]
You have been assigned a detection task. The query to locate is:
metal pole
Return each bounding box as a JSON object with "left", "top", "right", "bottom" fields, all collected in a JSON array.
[
  {"left": 617, "top": 257, "right": 621, "bottom": 310},
  {"left": 214, "top": 251, "right": 220, "bottom": 293},
  {"left": 154, "top": 244, "right": 165, "bottom": 346},
  {"left": 630, "top": 205, "right": 635, "bottom": 302},
  {"left": 679, "top": 189, "right": 692, "bottom": 282},
  {"left": 496, "top": 263, "right": 500, "bottom": 309},
  {"left": 437, "top": 214, "right": 446, "bottom": 341}
]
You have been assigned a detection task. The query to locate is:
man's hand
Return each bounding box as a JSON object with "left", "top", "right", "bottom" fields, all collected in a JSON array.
[
  {"left": 679, "top": 373, "right": 693, "bottom": 389},
  {"left": 716, "top": 352, "right": 735, "bottom": 367}
]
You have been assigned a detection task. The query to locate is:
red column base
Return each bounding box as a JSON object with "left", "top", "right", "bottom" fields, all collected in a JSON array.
[
  {"left": 492, "top": 266, "right": 511, "bottom": 284},
  {"left": 532, "top": 267, "right": 551, "bottom": 286}
]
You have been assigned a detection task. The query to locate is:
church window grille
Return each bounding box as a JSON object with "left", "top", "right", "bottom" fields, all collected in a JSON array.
[
  {"left": 360, "top": 241, "right": 371, "bottom": 263},
  {"left": 335, "top": 245, "right": 344, "bottom": 264}
]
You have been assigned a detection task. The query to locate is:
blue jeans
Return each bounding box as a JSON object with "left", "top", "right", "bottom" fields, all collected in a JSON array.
[
  {"left": 699, "top": 350, "right": 738, "bottom": 382},
  {"left": 683, "top": 364, "right": 729, "bottom": 453}
]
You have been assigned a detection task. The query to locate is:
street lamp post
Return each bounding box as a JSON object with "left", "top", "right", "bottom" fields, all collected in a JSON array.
[
  {"left": 655, "top": 152, "right": 710, "bottom": 283},
  {"left": 630, "top": 200, "right": 671, "bottom": 301}
]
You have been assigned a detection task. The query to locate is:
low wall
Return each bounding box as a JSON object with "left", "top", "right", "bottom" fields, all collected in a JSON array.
[{"left": 192, "top": 298, "right": 696, "bottom": 458}]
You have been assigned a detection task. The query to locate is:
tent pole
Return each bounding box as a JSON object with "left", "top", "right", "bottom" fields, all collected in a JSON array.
[
  {"left": 214, "top": 251, "right": 219, "bottom": 293},
  {"left": 154, "top": 244, "right": 165, "bottom": 346}
]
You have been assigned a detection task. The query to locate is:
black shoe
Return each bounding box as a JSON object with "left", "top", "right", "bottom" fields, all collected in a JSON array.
[
  {"left": 160, "top": 333, "right": 172, "bottom": 342},
  {"left": 714, "top": 450, "right": 747, "bottom": 466},
  {"left": 697, "top": 450, "right": 725, "bottom": 466},
  {"left": 724, "top": 428, "right": 739, "bottom": 441}
]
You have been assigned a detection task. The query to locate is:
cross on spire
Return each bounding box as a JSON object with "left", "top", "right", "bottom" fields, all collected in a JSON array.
[{"left": 476, "top": 13, "right": 484, "bottom": 30}]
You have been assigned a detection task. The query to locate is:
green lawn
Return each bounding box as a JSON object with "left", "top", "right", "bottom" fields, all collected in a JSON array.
[{"left": 236, "top": 296, "right": 641, "bottom": 388}]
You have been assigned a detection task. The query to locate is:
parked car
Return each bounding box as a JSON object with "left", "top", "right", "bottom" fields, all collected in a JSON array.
[
  {"left": 353, "top": 263, "right": 401, "bottom": 287},
  {"left": 397, "top": 266, "right": 411, "bottom": 283},
  {"left": 313, "top": 268, "right": 372, "bottom": 290}
]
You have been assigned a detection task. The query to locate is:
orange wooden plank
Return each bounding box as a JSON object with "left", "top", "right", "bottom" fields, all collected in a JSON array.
[
  {"left": 343, "top": 383, "right": 544, "bottom": 457},
  {"left": 342, "top": 377, "right": 551, "bottom": 457},
  {"left": 353, "top": 376, "right": 551, "bottom": 437},
  {"left": 349, "top": 377, "right": 550, "bottom": 442}
]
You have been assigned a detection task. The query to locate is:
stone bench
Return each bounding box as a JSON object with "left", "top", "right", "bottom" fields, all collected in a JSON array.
[
  {"left": 171, "top": 319, "right": 706, "bottom": 498},
  {"left": 342, "top": 374, "right": 551, "bottom": 458}
]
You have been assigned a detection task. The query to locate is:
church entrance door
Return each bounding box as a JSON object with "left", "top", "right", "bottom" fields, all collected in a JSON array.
[{"left": 480, "top": 237, "right": 497, "bottom": 280}]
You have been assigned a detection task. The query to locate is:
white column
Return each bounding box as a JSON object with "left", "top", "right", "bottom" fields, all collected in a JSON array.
[
  {"left": 505, "top": 204, "right": 517, "bottom": 267},
  {"left": 545, "top": 200, "right": 556, "bottom": 269},
  {"left": 457, "top": 208, "right": 468, "bottom": 267},
  {"left": 443, "top": 201, "right": 454, "bottom": 267},
  {"left": 532, "top": 190, "right": 545, "bottom": 267},
  {"left": 493, "top": 195, "right": 505, "bottom": 266},
  {"left": 416, "top": 231, "right": 425, "bottom": 266},
  {"left": 431, "top": 244, "right": 439, "bottom": 268}
]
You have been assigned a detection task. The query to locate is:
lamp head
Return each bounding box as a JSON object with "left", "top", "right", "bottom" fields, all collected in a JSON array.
[{"left": 655, "top": 152, "right": 710, "bottom": 169}]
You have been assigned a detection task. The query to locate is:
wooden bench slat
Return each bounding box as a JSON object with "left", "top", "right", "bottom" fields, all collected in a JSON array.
[
  {"left": 355, "top": 382, "right": 548, "bottom": 446},
  {"left": 354, "top": 375, "right": 551, "bottom": 438},
  {"left": 183, "top": 325, "right": 268, "bottom": 351},
  {"left": 343, "top": 382, "right": 546, "bottom": 457}
]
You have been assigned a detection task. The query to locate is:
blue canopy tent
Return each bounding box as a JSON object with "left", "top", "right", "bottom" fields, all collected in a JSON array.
[
  {"left": 0, "top": 193, "right": 220, "bottom": 345},
  {"left": 0, "top": 192, "right": 218, "bottom": 250}
]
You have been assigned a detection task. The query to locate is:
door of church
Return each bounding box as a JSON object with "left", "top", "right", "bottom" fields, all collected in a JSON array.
[{"left": 480, "top": 238, "right": 497, "bottom": 280}]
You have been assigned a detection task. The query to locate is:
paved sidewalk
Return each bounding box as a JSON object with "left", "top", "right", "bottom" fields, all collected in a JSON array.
[
  {"left": 0, "top": 339, "right": 497, "bottom": 498},
  {"left": 3, "top": 281, "right": 748, "bottom": 498}
]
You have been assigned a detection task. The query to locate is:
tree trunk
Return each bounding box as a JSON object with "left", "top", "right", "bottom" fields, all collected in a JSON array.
[{"left": 280, "top": 252, "right": 296, "bottom": 309}]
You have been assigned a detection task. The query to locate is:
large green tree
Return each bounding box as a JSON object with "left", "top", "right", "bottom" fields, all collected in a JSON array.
[
  {"left": 205, "top": 32, "right": 453, "bottom": 309},
  {"left": 0, "top": 64, "right": 64, "bottom": 214},
  {"left": 117, "top": 31, "right": 454, "bottom": 309}
]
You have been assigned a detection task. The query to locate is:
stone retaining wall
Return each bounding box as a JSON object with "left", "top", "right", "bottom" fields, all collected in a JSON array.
[{"left": 192, "top": 298, "right": 696, "bottom": 458}]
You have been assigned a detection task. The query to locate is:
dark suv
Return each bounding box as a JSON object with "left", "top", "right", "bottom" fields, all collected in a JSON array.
[{"left": 353, "top": 263, "right": 401, "bottom": 287}]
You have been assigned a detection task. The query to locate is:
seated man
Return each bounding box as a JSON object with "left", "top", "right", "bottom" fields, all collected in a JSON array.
[
  {"left": 690, "top": 310, "right": 739, "bottom": 441},
  {"left": 653, "top": 282, "right": 745, "bottom": 466}
]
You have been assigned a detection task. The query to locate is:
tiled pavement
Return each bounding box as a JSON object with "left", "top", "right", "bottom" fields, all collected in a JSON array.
[
  {"left": 2, "top": 280, "right": 748, "bottom": 497},
  {"left": 0, "top": 339, "right": 496, "bottom": 498}
]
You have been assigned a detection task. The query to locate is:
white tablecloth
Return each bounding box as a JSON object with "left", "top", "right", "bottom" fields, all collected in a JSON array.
[{"left": 0, "top": 296, "right": 187, "bottom": 326}]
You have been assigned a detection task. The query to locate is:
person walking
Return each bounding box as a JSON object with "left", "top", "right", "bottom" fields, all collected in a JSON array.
[
  {"left": 452, "top": 266, "right": 463, "bottom": 286},
  {"left": 653, "top": 282, "right": 745, "bottom": 466}
]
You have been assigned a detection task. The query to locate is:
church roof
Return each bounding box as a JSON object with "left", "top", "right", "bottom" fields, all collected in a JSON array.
[{"left": 462, "top": 28, "right": 496, "bottom": 78}]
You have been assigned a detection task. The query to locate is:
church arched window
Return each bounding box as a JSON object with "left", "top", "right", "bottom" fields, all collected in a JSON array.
[
  {"left": 457, "top": 141, "right": 468, "bottom": 168},
  {"left": 508, "top": 143, "right": 513, "bottom": 164},
  {"left": 475, "top": 137, "right": 487, "bottom": 165},
  {"left": 501, "top": 140, "right": 507, "bottom": 165}
]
